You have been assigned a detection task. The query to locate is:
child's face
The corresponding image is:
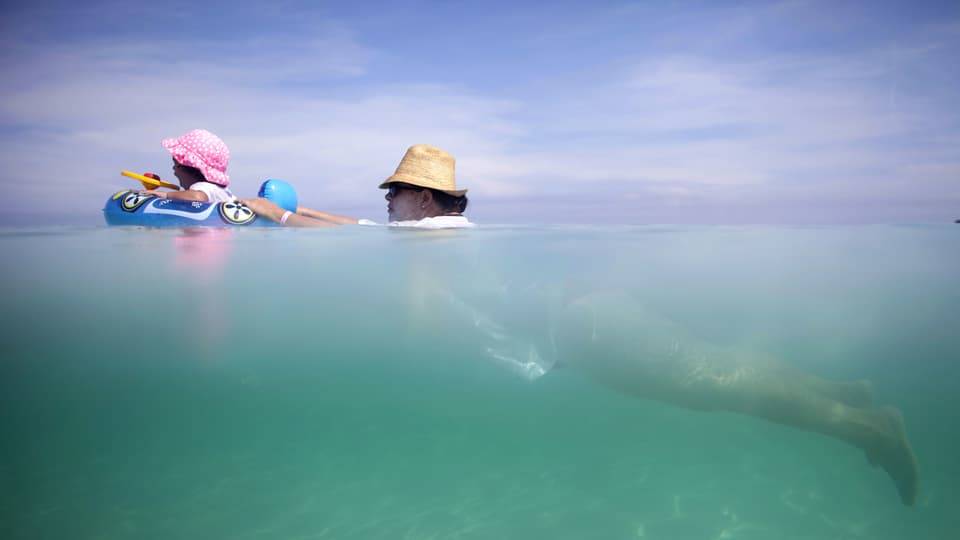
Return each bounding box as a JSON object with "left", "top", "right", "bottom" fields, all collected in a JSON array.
[{"left": 172, "top": 158, "right": 204, "bottom": 188}]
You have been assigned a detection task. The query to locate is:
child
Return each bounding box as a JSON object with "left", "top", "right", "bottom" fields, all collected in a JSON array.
[{"left": 140, "top": 129, "right": 234, "bottom": 203}]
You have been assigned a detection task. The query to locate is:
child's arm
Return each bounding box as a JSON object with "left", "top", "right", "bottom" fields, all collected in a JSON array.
[{"left": 140, "top": 189, "right": 209, "bottom": 202}]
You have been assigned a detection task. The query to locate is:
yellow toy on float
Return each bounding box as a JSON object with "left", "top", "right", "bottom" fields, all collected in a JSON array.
[{"left": 120, "top": 170, "right": 181, "bottom": 191}]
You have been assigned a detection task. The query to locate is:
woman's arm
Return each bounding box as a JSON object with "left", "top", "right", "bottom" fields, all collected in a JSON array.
[
  {"left": 296, "top": 206, "right": 359, "bottom": 225},
  {"left": 239, "top": 198, "right": 357, "bottom": 227}
]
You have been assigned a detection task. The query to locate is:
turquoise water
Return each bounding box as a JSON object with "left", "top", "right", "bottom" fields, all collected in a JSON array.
[{"left": 1, "top": 225, "right": 958, "bottom": 539}]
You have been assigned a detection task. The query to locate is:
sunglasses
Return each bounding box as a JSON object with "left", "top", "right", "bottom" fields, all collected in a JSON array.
[{"left": 387, "top": 184, "right": 422, "bottom": 196}]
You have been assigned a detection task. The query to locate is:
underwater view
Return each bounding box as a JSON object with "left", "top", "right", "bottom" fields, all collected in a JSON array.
[{"left": 1, "top": 224, "right": 958, "bottom": 539}]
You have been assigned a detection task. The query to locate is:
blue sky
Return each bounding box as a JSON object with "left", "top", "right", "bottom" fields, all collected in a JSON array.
[{"left": 1, "top": 0, "right": 958, "bottom": 225}]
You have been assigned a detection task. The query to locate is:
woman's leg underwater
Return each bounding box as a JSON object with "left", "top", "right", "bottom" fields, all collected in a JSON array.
[{"left": 555, "top": 292, "right": 919, "bottom": 506}]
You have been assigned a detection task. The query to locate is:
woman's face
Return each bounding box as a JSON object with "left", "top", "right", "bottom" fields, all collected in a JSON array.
[{"left": 385, "top": 183, "right": 425, "bottom": 222}]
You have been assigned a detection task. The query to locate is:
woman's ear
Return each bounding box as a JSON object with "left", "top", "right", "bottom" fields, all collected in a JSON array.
[{"left": 419, "top": 189, "right": 434, "bottom": 208}]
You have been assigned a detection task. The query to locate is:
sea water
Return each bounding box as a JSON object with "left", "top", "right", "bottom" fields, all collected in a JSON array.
[{"left": 1, "top": 224, "right": 957, "bottom": 539}]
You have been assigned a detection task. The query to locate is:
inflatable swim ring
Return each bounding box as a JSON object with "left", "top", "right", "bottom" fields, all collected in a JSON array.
[
  {"left": 102, "top": 179, "right": 299, "bottom": 227},
  {"left": 102, "top": 190, "right": 275, "bottom": 227}
]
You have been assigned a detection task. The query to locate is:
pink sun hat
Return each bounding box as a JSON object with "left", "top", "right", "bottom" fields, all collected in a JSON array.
[{"left": 162, "top": 129, "right": 231, "bottom": 186}]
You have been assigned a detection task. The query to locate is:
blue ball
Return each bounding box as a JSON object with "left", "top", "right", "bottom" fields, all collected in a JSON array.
[{"left": 258, "top": 179, "right": 299, "bottom": 213}]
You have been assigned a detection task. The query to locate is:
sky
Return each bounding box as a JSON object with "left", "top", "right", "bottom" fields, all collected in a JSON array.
[{"left": 1, "top": 0, "right": 958, "bottom": 225}]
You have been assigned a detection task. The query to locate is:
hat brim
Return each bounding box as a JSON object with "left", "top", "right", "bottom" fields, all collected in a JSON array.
[{"left": 379, "top": 176, "right": 467, "bottom": 197}]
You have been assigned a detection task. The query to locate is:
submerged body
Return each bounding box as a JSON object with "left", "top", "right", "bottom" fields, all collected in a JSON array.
[{"left": 419, "top": 266, "right": 921, "bottom": 506}]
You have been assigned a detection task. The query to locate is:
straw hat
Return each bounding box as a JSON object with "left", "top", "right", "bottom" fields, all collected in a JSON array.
[{"left": 379, "top": 144, "right": 467, "bottom": 197}]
